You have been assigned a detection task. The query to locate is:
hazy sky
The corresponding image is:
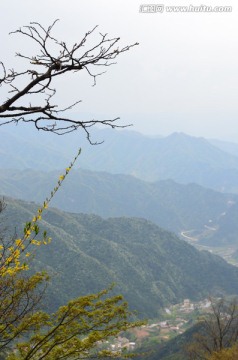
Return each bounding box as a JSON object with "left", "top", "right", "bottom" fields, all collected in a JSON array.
[{"left": 1, "top": 0, "right": 238, "bottom": 141}]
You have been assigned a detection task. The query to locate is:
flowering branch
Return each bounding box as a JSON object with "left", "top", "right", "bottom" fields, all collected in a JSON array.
[{"left": 0, "top": 148, "right": 81, "bottom": 276}]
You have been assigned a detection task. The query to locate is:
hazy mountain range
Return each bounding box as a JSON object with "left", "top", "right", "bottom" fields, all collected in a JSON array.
[
  {"left": 2, "top": 126, "right": 238, "bottom": 247},
  {"left": 2, "top": 127, "right": 238, "bottom": 193},
  {"left": 0, "top": 169, "right": 236, "bottom": 236}
]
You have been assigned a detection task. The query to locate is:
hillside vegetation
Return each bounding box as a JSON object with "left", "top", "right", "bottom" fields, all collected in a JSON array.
[{"left": 2, "top": 197, "right": 238, "bottom": 318}]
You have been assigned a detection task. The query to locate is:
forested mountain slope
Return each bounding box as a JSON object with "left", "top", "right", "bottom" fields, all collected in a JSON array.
[{"left": 2, "top": 197, "right": 238, "bottom": 318}]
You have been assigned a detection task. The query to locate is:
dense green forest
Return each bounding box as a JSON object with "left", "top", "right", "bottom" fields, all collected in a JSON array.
[{"left": 2, "top": 197, "right": 238, "bottom": 318}]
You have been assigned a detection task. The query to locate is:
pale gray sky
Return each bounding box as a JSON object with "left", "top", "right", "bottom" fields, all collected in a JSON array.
[{"left": 1, "top": 0, "right": 238, "bottom": 141}]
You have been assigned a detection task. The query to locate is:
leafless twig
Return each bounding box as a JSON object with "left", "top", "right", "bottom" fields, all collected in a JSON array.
[{"left": 0, "top": 20, "right": 138, "bottom": 143}]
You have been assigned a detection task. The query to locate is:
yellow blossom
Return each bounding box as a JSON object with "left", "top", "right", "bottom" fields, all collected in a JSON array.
[
  {"left": 25, "top": 230, "right": 31, "bottom": 237},
  {"left": 5, "top": 268, "right": 15, "bottom": 276},
  {"left": 14, "top": 249, "right": 20, "bottom": 258},
  {"left": 31, "top": 240, "right": 41, "bottom": 246},
  {"left": 21, "top": 264, "right": 29, "bottom": 270},
  {"left": 15, "top": 239, "right": 23, "bottom": 247}
]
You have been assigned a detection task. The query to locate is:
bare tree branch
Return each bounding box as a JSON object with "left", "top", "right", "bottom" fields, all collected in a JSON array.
[
  {"left": 186, "top": 297, "right": 238, "bottom": 359},
  {"left": 0, "top": 20, "right": 138, "bottom": 143}
]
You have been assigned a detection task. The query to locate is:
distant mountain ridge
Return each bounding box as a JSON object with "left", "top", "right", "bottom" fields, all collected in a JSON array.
[
  {"left": 3, "top": 197, "right": 238, "bottom": 318},
  {"left": 0, "top": 168, "right": 236, "bottom": 234},
  {"left": 209, "top": 138, "right": 238, "bottom": 158},
  {"left": 2, "top": 126, "right": 238, "bottom": 192}
]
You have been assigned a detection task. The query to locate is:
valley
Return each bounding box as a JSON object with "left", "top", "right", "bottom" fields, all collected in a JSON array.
[
  {"left": 0, "top": 6, "right": 236, "bottom": 357},
  {"left": 1, "top": 129, "right": 238, "bottom": 358},
  {"left": 182, "top": 237, "right": 238, "bottom": 267},
  {"left": 180, "top": 210, "right": 238, "bottom": 266},
  {"left": 108, "top": 296, "right": 214, "bottom": 353}
]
